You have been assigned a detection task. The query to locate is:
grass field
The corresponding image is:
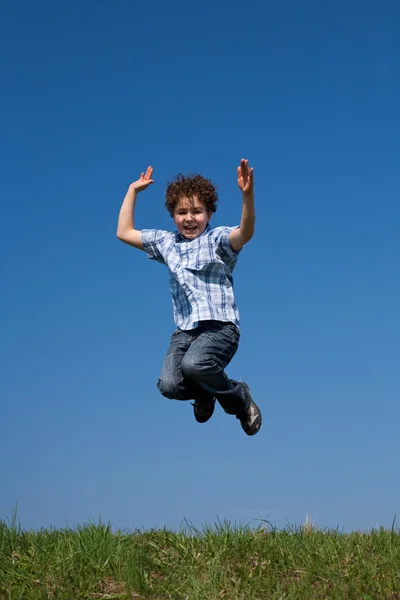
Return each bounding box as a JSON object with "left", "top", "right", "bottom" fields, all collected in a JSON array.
[{"left": 1, "top": 514, "right": 400, "bottom": 599}]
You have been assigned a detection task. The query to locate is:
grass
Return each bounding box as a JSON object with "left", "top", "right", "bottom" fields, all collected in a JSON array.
[{"left": 1, "top": 513, "right": 400, "bottom": 599}]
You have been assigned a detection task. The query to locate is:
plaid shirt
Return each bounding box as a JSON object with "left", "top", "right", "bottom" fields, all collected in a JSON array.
[{"left": 141, "top": 224, "right": 241, "bottom": 330}]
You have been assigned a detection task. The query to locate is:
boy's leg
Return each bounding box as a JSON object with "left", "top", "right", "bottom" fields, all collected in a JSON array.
[
  {"left": 180, "top": 321, "right": 262, "bottom": 434},
  {"left": 180, "top": 321, "right": 244, "bottom": 414},
  {"left": 157, "top": 329, "right": 214, "bottom": 405}
]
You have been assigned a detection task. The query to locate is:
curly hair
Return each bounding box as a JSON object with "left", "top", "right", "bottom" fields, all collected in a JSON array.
[{"left": 165, "top": 174, "right": 218, "bottom": 217}]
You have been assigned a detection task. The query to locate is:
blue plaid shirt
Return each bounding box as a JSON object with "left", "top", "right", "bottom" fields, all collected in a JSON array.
[{"left": 141, "top": 224, "right": 241, "bottom": 330}]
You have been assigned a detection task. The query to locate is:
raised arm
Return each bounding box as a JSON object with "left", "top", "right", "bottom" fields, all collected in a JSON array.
[
  {"left": 229, "top": 159, "right": 255, "bottom": 251},
  {"left": 116, "top": 166, "right": 154, "bottom": 249}
]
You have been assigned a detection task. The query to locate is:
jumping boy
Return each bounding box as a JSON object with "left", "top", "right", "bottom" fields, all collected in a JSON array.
[{"left": 116, "top": 159, "right": 262, "bottom": 436}]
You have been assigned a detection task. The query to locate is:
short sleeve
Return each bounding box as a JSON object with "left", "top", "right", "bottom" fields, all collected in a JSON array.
[
  {"left": 141, "top": 229, "right": 168, "bottom": 264},
  {"left": 212, "top": 226, "right": 242, "bottom": 272}
]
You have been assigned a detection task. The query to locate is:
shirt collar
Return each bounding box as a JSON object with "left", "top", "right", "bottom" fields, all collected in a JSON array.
[{"left": 176, "top": 223, "right": 211, "bottom": 242}]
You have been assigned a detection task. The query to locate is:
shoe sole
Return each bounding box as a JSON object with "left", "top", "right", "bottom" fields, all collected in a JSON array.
[
  {"left": 240, "top": 385, "right": 262, "bottom": 436},
  {"left": 242, "top": 399, "right": 262, "bottom": 435}
]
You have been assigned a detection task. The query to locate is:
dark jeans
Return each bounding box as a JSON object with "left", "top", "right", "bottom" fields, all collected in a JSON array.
[{"left": 157, "top": 320, "right": 250, "bottom": 417}]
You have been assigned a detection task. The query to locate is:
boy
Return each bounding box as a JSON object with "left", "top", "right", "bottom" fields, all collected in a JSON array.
[{"left": 117, "top": 159, "right": 262, "bottom": 436}]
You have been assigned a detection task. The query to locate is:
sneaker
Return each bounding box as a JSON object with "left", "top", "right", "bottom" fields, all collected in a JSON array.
[
  {"left": 238, "top": 384, "right": 262, "bottom": 436},
  {"left": 191, "top": 400, "right": 215, "bottom": 423}
]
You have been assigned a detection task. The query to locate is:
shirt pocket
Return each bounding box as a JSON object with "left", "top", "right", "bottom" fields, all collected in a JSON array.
[{"left": 188, "top": 245, "right": 224, "bottom": 271}]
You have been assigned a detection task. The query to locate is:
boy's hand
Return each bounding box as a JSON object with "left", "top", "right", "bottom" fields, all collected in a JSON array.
[
  {"left": 237, "top": 159, "right": 254, "bottom": 194},
  {"left": 129, "top": 166, "right": 154, "bottom": 193}
]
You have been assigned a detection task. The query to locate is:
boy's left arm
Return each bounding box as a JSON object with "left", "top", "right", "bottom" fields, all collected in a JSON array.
[{"left": 229, "top": 159, "right": 255, "bottom": 251}]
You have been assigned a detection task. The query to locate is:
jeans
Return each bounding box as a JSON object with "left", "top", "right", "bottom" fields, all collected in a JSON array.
[{"left": 157, "top": 320, "right": 250, "bottom": 417}]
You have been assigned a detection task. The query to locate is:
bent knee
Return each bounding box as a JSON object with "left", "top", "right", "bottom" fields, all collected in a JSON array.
[
  {"left": 157, "top": 378, "right": 176, "bottom": 399},
  {"left": 157, "top": 378, "right": 187, "bottom": 400}
]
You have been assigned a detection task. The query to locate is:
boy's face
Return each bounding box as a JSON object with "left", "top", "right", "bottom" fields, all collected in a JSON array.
[{"left": 173, "top": 196, "right": 211, "bottom": 240}]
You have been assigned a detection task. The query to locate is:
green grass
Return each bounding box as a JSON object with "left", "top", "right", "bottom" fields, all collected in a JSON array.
[{"left": 1, "top": 514, "right": 400, "bottom": 599}]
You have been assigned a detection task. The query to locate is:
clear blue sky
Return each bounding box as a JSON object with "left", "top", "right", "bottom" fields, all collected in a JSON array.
[{"left": 1, "top": 0, "right": 399, "bottom": 533}]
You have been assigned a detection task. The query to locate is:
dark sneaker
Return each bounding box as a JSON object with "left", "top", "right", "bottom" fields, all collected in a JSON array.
[
  {"left": 191, "top": 400, "right": 215, "bottom": 423},
  {"left": 238, "top": 384, "right": 262, "bottom": 436}
]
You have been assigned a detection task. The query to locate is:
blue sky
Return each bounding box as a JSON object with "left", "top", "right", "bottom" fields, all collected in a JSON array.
[{"left": 1, "top": 0, "right": 399, "bottom": 533}]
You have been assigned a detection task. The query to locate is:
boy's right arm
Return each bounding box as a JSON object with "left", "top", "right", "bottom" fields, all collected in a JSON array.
[{"left": 116, "top": 166, "right": 154, "bottom": 250}]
